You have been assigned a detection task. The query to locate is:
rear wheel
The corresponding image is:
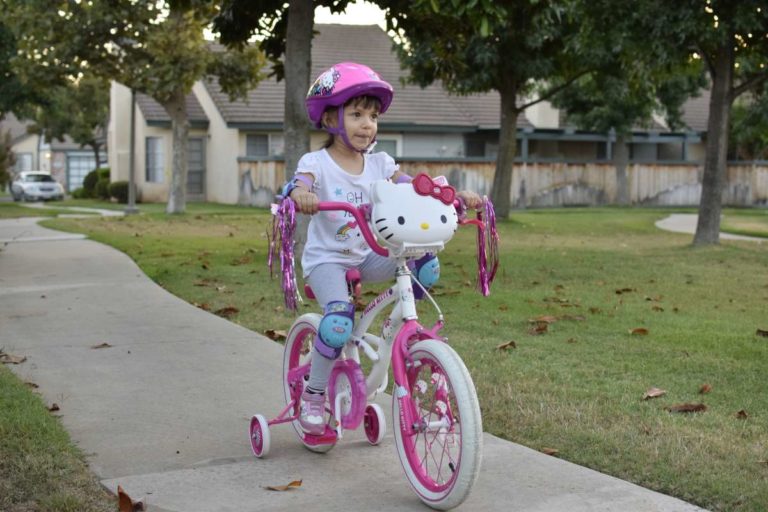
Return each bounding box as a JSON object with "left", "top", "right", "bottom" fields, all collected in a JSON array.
[
  {"left": 282, "top": 314, "right": 336, "bottom": 453},
  {"left": 392, "top": 340, "right": 482, "bottom": 510}
]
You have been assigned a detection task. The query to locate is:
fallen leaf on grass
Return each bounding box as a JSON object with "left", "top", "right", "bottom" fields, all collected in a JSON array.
[
  {"left": 643, "top": 387, "right": 667, "bottom": 400},
  {"left": 25, "top": 381, "right": 39, "bottom": 389},
  {"left": 666, "top": 403, "right": 707, "bottom": 414},
  {"left": 699, "top": 383, "right": 712, "bottom": 394},
  {"left": 630, "top": 328, "right": 649, "bottom": 336},
  {"left": 265, "top": 479, "right": 302, "bottom": 492},
  {"left": 264, "top": 329, "right": 287, "bottom": 341},
  {"left": 529, "top": 315, "right": 558, "bottom": 324},
  {"left": 91, "top": 342, "right": 112, "bottom": 349},
  {"left": 651, "top": 305, "right": 664, "bottom": 312},
  {"left": 214, "top": 306, "right": 239, "bottom": 318},
  {"left": 735, "top": 409, "right": 749, "bottom": 419},
  {"left": 756, "top": 329, "right": 768, "bottom": 338},
  {"left": 528, "top": 322, "right": 549, "bottom": 335},
  {"left": 0, "top": 350, "right": 26, "bottom": 364},
  {"left": 194, "top": 302, "right": 211, "bottom": 311},
  {"left": 118, "top": 485, "right": 146, "bottom": 511},
  {"left": 541, "top": 447, "right": 559, "bottom": 456},
  {"left": 615, "top": 287, "right": 635, "bottom": 295},
  {"left": 496, "top": 340, "right": 517, "bottom": 350}
]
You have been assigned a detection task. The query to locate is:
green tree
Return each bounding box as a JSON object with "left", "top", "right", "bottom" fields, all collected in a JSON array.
[
  {"left": 728, "top": 84, "right": 768, "bottom": 160},
  {"left": 611, "top": 1, "right": 768, "bottom": 245},
  {"left": 28, "top": 74, "right": 110, "bottom": 168},
  {"left": 0, "top": 129, "right": 16, "bottom": 189},
  {"left": 7, "top": 0, "right": 265, "bottom": 214},
  {"left": 381, "top": 0, "right": 590, "bottom": 218},
  {"left": 550, "top": 5, "right": 705, "bottom": 205}
]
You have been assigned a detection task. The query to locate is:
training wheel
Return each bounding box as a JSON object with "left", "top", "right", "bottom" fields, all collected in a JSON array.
[
  {"left": 364, "top": 403, "right": 386, "bottom": 445},
  {"left": 249, "top": 414, "right": 270, "bottom": 458}
]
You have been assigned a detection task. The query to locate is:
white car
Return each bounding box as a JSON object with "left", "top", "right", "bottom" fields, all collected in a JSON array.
[{"left": 11, "top": 171, "right": 65, "bottom": 202}]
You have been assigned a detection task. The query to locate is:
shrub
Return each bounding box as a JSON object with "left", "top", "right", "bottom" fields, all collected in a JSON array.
[
  {"left": 71, "top": 187, "right": 87, "bottom": 199},
  {"left": 95, "top": 178, "right": 110, "bottom": 200},
  {"left": 97, "top": 167, "right": 110, "bottom": 180},
  {"left": 108, "top": 181, "right": 130, "bottom": 204},
  {"left": 82, "top": 170, "right": 100, "bottom": 198}
]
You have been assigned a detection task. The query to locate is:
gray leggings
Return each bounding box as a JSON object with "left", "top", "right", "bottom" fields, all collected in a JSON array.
[{"left": 304, "top": 252, "right": 398, "bottom": 391}]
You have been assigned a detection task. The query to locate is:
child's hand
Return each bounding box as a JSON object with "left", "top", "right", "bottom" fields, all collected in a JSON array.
[
  {"left": 290, "top": 188, "right": 319, "bottom": 214},
  {"left": 457, "top": 190, "right": 482, "bottom": 209}
]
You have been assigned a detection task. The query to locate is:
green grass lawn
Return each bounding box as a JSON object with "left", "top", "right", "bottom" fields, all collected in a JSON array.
[
  {"left": 2, "top": 204, "right": 767, "bottom": 511},
  {"left": 0, "top": 366, "right": 114, "bottom": 511}
]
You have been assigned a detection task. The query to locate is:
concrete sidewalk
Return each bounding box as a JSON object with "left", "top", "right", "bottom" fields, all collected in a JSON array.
[
  {"left": 0, "top": 216, "right": 707, "bottom": 511},
  {"left": 655, "top": 213, "right": 765, "bottom": 243}
]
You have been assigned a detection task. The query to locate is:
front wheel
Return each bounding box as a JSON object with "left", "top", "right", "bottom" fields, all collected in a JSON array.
[{"left": 392, "top": 340, "right": 482, "bottom": 510}]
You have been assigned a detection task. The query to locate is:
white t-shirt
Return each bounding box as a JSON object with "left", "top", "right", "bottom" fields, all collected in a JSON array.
[{"left": 298, "top": 148, "right": 398, "bottom": 277}]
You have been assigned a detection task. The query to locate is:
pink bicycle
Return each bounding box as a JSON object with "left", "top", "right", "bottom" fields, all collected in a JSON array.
[{"left": 256, "top": 175, "right": 498, "bottom": 510}]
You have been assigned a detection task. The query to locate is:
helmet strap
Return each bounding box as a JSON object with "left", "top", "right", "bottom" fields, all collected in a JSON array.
[{"left": 325, "top": 108, "right": 373, "bottom": 154}]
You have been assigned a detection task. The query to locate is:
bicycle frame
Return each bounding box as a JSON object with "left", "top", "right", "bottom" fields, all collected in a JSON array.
[{"left": 342, "top": 257, "right": 446, "bottom": 401}]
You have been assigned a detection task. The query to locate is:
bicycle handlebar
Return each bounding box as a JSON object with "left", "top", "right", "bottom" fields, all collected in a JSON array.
[{"left": 308, "top": 200, "right": 485, "bottom": 258}]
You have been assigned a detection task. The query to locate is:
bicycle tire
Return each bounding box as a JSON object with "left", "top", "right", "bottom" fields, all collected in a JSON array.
[
  {"left": 392, "top": 339, "right": 482, "bottom": 510},
  {"left": 283, "top": 314, "right": 336, "bottom": 453}
]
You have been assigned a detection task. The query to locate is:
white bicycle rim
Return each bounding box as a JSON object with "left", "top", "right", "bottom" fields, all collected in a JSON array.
[{"left": 392, "top": 340, "right": 483, "bottom": 510}]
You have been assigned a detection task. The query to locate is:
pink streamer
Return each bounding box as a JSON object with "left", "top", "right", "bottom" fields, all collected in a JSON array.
[
  {"left": 476, "top": 198, "right": 500, "bottom": 296},
  {"left": 267, "top": 198, "right": 301, "bottom": 311}
]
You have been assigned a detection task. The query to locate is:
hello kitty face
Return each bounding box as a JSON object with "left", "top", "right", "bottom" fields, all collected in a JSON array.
[{"left": 370, "top": 177, "right": 458, "bottom": 253}]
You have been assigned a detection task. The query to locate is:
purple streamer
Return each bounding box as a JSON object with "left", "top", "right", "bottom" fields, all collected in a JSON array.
[
  {"left": 475, "top": 197, "right": 500, "bottom": 296},
  {"left": 267, "top": 198, "right": 301, "bottom": 311}
]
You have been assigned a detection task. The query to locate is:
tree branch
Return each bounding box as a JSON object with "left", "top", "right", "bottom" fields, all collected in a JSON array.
[
  {"left": 516, "top": 68, "right": 593, "bottom": 111},
  {"left": 732, "top": 70, "right": 768, "bottom": 99}
]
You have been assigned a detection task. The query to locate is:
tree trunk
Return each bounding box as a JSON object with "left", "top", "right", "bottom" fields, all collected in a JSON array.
[
  {"left": 91, "top": 144, "right": 101, "bottom": 170},
  {"left": 491, "top": 81, "right": 518, "bottom": 218},
  {"left": 164, "top": 88, "right": 189, "bottom": 214},
  {"left": 284, "top": 0, "right": 313, "bottom": 259},
  {"left": 614, "top": 134, "right": 629, "bottom": 205},
  {"left": 284, "top": 0, "right": 312, "bottom": 181},
  {"left": 693, "top": 44, "right": 733, "bottom": 246}
]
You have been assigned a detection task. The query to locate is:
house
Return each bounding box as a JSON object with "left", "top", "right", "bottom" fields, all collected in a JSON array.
[
  {"left": 1, "top": 112, "right": 106, "bottom": 192},
  {"left": 108, "top": 23, "right": 768, "bottom": 208}
]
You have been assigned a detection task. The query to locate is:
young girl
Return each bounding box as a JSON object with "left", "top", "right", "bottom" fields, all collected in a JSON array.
[{"left": 283, "top": 62, "right": 481, "bottom": 434}]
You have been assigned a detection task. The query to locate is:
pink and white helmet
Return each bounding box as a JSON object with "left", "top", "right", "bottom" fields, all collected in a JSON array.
[{"left": 306, "top": 62, "right": 394, "bottom": 129}]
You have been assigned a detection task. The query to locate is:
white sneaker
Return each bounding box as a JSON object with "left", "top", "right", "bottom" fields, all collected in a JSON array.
[{"left": 299, "top": 390, "right": 326, "bottom": 435}]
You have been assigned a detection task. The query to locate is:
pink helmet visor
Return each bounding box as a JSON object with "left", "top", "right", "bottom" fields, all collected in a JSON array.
[{"left": 306, "top": 62, "right": 394, "bottom": 128}]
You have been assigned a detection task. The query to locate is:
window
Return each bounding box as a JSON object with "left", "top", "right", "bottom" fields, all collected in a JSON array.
[
  {"left": 246, "top": 134, "right": 268, "bottom": 157},
  {"left": 247, "top": 133, "right": 285, "bottom": 157},
  {"left": 146, "top": 137, "right": 164, "bottom": 182},
  {"left": 373, "top": 139, "right": 397, "bottom": 156}
]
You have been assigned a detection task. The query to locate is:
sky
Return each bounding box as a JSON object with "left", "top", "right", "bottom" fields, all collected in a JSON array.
[{"left": 314, "top": 0, "right": 386, "bottom": 28}]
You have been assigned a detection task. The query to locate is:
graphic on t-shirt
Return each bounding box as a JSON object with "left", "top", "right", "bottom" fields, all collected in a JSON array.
[{"left": 335, "top": 220, "right": 358, "bottom": 241}]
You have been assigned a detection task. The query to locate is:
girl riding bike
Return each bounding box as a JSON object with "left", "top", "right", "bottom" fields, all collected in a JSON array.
[{"left": 283, "top": 62, "right": 482, "bottom": 435}]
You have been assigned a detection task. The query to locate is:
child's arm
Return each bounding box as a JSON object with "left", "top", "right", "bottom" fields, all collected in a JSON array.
[{"left": 284, "top": 173, "right": 319, "bottom": 214}]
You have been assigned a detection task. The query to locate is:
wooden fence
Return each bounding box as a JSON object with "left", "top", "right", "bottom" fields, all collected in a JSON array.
[{"left": 238, "top": 158, "right": 768, "bottom": 208}]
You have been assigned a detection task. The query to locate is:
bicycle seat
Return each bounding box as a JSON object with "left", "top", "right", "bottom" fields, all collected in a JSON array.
[{"left": 304, "top": 269, "right": 362, "bottom": 301}]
